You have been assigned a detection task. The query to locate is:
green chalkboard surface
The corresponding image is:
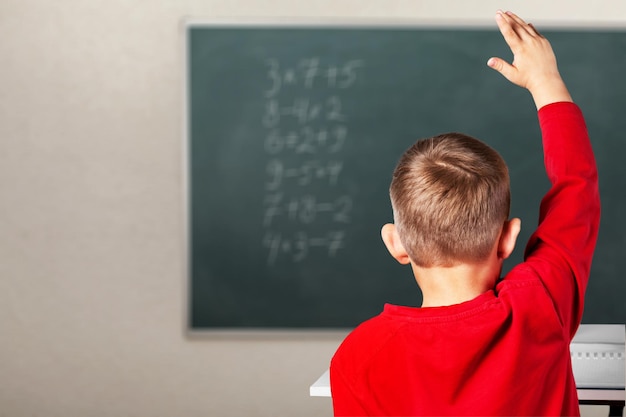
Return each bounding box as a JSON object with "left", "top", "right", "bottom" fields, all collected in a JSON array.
[{"left": 185, "top": 23, "right": 626, "bottom": 329}]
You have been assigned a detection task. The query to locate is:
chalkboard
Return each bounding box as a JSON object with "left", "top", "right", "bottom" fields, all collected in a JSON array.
[{"left": 185, "top": 23, "right": 626, "bottom": 329}]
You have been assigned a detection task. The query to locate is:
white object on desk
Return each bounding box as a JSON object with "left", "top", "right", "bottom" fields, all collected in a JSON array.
[
  {"left": 310, "top": 370, "right": 331, "bottom": 397},
  {"left": 311, "top": 324, "right": 625, "bottom": 400},
  {"left": 570, "top": 324, "right": 625, "bottom": 389}
]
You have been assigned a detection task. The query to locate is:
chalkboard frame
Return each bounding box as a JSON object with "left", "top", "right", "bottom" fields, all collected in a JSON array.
[{"left": 183, "top": 18, "right": 626, "bottom": 334}]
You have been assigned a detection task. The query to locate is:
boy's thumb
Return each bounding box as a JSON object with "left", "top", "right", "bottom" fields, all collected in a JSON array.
[
  {"left": 487, "top": 57, "right": 516, "bottom": 82},
  {"left": 487, "top": 57, "right": 504, "bottom": 71}
]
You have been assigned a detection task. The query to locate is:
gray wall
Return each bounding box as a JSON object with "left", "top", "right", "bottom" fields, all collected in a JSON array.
[{"left": 1, "top": 1, "right": 623, "bottom": 416}]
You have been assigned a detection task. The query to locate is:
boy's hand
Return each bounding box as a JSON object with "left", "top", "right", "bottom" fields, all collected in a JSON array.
[{"left": 487, "top": 10, "right": 573, "bottom": 109}]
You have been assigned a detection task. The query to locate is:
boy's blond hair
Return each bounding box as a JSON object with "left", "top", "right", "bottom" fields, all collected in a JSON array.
[{"left": 390, "top": 133, "right": 511, "bottom": 267}]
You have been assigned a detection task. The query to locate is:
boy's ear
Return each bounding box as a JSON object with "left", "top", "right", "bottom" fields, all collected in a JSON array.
[
  {"left": 381, "top": 223, "right": 411, "bottom": 265},
  {"left": 498, "top": 218, "right": 521, "bottom": 260}
]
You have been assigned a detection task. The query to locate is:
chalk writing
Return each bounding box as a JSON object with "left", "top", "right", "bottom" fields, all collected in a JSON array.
[
  {"left": 265, "top": 58, "right": 364, "bottom": 97},
  {"left": 264, "top": 159, "right": 343, "bottom": 190},
  {"left": 263, "top": 231, "right": 346, "bottom": 265},
  {"left": 262, "top": 96, "right": 347, "bottom": 127},
  {"left": 263, "top": 193, "right": 353, "bottom": 227},
  {"left": 264, "top": 126, "right": 347, "bottom": 154},
  {"left": 261, "top": 57, "right": 363, "bottom": 264}
]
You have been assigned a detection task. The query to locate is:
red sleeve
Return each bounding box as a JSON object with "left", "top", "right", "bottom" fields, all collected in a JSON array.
[
  {"left": 330, "top": 365, "right": 368, "bottom": 416},
  {"left": 523, "top": 102, "right": 601, "bottom": 338}
]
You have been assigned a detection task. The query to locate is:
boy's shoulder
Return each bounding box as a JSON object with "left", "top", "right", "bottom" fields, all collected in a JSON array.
[{"left": 333, "top": 306, "right": 408, "bottom": 364}]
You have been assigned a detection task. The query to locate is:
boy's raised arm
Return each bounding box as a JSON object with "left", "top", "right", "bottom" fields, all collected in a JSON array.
[
  {"left": 488, "top": 11, "right": 601, "bottom": 336},
  {"left": 487, "top": 10, "right": 572, "bottom": 109}
]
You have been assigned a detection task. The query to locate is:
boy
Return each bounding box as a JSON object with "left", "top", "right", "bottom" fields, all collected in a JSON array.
[{"left": 330, "top": 10, "right": 600, "bottom": 417}]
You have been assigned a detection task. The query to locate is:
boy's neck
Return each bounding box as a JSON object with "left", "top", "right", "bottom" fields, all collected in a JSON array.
[{"left": 411, "top": 261, "right": 501, "bottom": 308}]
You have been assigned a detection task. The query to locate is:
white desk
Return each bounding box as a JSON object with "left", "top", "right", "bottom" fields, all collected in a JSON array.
[{"left": 311, "top": 324, "right": 625, "bottom": 414}]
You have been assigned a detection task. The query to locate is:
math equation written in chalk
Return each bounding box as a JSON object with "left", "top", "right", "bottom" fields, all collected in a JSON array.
[{"left": 261, "top": 57, "right": 364, "bottom": 265}]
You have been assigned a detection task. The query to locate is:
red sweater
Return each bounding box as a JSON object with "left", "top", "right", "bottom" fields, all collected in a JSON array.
[{"left": 330, "top": 102, "right": 601, "bottom": 416}]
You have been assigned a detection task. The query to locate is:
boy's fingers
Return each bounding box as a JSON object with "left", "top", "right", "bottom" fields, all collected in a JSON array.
[
  {"left": 528, "top": 23, "right": 544, "bottom": 38},
  {"left": 504, "top": 11, "right": 527, "bottom": 27},
  {"left": 495, "top": 11, "right": 521, "bottom": 47},
  {"left": 504, "top": 11, "right": 539, "bottom": 39}
]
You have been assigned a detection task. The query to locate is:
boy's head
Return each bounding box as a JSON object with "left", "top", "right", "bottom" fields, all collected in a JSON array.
[{"left": 386, "top": 133, "right": 511, "bottom": 268}]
